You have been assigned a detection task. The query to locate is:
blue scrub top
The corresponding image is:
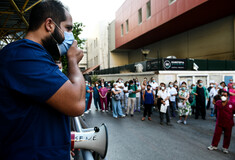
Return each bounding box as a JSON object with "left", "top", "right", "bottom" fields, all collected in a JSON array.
[
  {"left": 0, "top": 39, "right": 70, "bottom": 160},
  {"left": 86, "top": 85, "right": 90, "bottom": 98},
  {"left": 93, "top": 86, "right": 101, "bottom": 98}
]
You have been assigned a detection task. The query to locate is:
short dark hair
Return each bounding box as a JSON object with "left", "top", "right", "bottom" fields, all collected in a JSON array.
[
  {"left": 197, "top": 79, "right": 202, "bottom": 84},
  {"left": 213, "top": 95, "right": 221, "bottom": 102},
  {"left": 28, "top": 0, "right": 66, "bottom": 31},
  {"left": 221, "top": 90, "right": 228, "bottom": 96}
]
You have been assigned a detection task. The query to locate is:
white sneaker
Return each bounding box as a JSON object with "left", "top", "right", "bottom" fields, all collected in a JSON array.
[
  {"left": 102, "top": 110, "right": 105, "bottom": 113},
  {"left": 183, "top": 120, "right": 187, "bottom": 125},
  {"left": 222, "top": 148, "right": 229, "bottom": 154},
  {"left": 177, "top": 120, "right": 182, "bottom": 124},
  {"left": 84, "top": 110, "right": 89, "bottom": 114},
  {"left": 121, "top": 115, "right": 126, "bottom": 118},
  {"left": 207, "top": 145, "right": 217, "bottom": 151},
  {"left": 106, "top": 110, "right": 109, "bottom": 113}
]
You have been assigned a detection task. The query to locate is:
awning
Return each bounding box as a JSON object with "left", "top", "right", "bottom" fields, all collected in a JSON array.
[
  {"left": 82, "top": 64, "right": 100, "bottom": 75},
  {"left": 0, "top": 0, "right": 42, "bottom": 48}
]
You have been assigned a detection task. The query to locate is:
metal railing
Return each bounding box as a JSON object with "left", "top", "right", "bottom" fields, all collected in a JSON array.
[{"left": 93, "top": 59, "right": 235, "bottom": 75}]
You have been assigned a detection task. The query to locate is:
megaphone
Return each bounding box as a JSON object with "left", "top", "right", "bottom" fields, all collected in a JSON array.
[{"left": 71, "top": 124, "right": 108, "bottom": 159}]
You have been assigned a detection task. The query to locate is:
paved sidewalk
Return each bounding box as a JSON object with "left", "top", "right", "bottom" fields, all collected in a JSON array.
[{"left": 83, "top": 106, "right": 235, "bottom": 160}]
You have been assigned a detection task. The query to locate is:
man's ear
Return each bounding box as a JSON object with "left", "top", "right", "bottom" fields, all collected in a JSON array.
[{"left": 45, "top": 18, "right": 55, "bottom": 32}]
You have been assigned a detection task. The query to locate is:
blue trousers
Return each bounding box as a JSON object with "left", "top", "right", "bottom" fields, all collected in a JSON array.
[
  {"left": 112, "top": 99, "right": 124, "bottom": 118},
  {"left": 170, "top": 101, "right": 176, "bottom": 117},
  {"left": 85, "top": 96, "right": 90, "bottom": 111},
  {"left": 94, "top": 97, "right": 100, "bottom": 110}
]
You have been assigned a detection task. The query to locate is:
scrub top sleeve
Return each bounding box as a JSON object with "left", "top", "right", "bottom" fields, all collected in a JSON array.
[{"left": 7, "top": 53, "right": 68, "bottom": 103}]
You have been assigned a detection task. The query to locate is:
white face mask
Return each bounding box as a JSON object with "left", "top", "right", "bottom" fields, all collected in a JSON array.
[
  {"left": 96, "top": 84, "right": 98, "bottom": 86},
  {"left": 210, "top": 84, "right": 214, "bottom": 87},
  {"left": 161, "top": 87, "right": 165, "bottom": 90},
  {"left": 59, "top": 68, "right": 62, "bottom": 72},
  {"left": 101, "top": 84, "right": 104, "bottom": 87},
  {"left": 221, "top": 96, "right": 227, "bottom": 101}
]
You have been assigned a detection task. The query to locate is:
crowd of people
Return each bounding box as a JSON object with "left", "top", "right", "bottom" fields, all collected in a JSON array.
[{"left": 84, "top": 77, "right": 235, "bottom": 153}]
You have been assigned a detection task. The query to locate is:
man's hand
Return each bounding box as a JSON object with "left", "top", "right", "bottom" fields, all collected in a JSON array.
[
  {"left": 47, "top": 41, "right": 86, "bottom": 117},
  {"left": 67, "top": 40, "right": 84, "bottom": 64}
]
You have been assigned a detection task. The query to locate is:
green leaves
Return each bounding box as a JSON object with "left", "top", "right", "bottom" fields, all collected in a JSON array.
[
  {"left": 72, "top": 22, "right": 86, "bottom": 49},
  {"left": 61, "top": 22, "right": 85, "bottom": 75}
]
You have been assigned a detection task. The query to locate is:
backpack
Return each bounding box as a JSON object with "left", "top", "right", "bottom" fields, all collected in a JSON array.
[{"left": 113, "top": 89, "right": 121, "bottom": 101}]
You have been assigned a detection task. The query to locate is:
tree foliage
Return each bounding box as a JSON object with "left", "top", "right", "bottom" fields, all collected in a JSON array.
[{"left": 61, "top": 22, "right": 85, "bottom": 75}]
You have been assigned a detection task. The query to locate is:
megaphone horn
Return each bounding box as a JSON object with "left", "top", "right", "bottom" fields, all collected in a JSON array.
[{"left": 71, "top": 123, "right": 108, "bottom": 159}]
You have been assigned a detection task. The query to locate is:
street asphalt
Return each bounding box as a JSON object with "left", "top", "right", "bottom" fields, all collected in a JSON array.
[{"left": 83, "top": 106, "right": 235, "bottom": 160}]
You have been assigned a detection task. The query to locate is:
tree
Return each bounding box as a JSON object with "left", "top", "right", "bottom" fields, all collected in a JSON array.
[{"left": 61, "top": 22, "right": 85, "bottom": 75}]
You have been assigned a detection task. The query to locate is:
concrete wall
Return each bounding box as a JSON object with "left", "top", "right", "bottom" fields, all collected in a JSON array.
[
  {"left": 110, "top": 52, "right": 129, "bottom": 68},
  {"left": 108, "top": 20, "right": 129, "bottom": 68},
  {"left": 87, "top": 21, "right": 109, "bottom": 69},
  {"left": 127, "top": 15, "right": 235, "bottom": 64}
]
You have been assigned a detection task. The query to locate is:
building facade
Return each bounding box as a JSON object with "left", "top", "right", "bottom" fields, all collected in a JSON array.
[
  {"left": 113, "top": 0, "right": 235, "bottom": 65},
  {"left": 86, "top": 21, "right": 109, "bottom": 70}
]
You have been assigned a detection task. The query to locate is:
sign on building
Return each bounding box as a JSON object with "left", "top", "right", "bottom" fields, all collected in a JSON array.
[{"left": 163, "top": 59, "right": 186, "bottom": 70}]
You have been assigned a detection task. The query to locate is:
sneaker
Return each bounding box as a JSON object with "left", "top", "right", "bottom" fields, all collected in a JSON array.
[
  {"left": 121, "top": 115, "right": 126, "bottom": 118},
  {"left": 183, "top": 120, "right": 187, "bottom": 125},
  {"left": 113, "top": 116, "right": 118, "bottom": 119},
  {"left": 177, "top": 120, "right": 182, "bottom": 124},
  {"left": 207, "top": 145, "right": 217, "bottom": 151},
  {"left": 130, "top": 114, "right": 134, "bottom": 117},
  {"left": 89, "top": 108, "right": 91, "bottom": 111},
  {"left": 148, "top": 117, "right": 152, "bottom": 121},
  {"left": 84, "top": 110, "right": 89, "bottom": 114},
  {"left": 102, "top": 110, "right": 105, "bottom": 113},
  {"left": 222, "top": 148, "right": 229, "bottom": 154},
  {"left": 95, "top": 108, "right": 98, "bottom": 111},
  {"left": 141, "top": 117, "right": 145, "bottom": 121},
  {"left": 106, "top": 110, "right": 109, "bottom": 113}
]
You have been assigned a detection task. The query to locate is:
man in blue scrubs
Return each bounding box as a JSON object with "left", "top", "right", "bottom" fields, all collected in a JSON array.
[{"left": 0, "top": 0, "right": 85, "bottom": 159}]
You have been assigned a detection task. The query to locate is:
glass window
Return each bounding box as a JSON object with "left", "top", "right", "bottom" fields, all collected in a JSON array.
[
  {"left": 121, "top": 24, "right": 124, "bottom": 36},
  {"left": 169, "top": 0, "right": 176, "bottom": 5},
  {"left": 126, "top": 20, "right": 129, "bottom": 33},
  {"left": 146, "top": 1, "right": 151, "bottom": 18},
  {"left": 138, "top": 8, "right": 142, "bottom": 24}
]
